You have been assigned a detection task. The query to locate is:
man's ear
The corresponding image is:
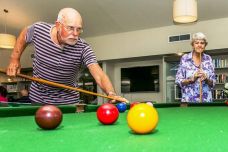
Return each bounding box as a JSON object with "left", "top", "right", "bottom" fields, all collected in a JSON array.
[{"left": 55, "top": 21, "right": 61, "bottom": 29}]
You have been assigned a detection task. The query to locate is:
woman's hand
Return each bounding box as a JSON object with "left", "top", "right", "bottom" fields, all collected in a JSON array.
[{"left": 194, "top": 69, "right": 208, "bottom": 81}]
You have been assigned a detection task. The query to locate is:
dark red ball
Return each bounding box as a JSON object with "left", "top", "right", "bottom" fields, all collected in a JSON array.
[
  {"left": 96, "top": 103, "right": 119, "bottom": 125},
  {"left": 35, "top": 105, "right": 63, "bottom": 130}
]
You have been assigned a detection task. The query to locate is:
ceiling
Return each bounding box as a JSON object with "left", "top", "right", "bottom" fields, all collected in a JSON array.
[{"left": 1, "top": 0, "right": 228, "bottom": 38}]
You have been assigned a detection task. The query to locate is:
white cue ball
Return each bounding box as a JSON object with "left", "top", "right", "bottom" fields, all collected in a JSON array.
[{"left": 146, "top": 102, "right": 153, "bottom": 107}]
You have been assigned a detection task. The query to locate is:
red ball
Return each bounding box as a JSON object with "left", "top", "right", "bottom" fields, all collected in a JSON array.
[
  {"left": 96, "top": 103, "right": 119, "bottom": 125},
  {"left": 130, "top": 101, "right": 140, "bottom": 109},
  {"left": 226, "top": 101, "right": 228, "bottom": 106},
  {"left": 35, "top": 105, "right": 63, "bottom": 130}
]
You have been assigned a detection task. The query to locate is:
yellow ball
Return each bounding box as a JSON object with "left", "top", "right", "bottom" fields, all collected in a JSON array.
[{"left": 127, "top": 103, "right": 159, "bottom": 134}]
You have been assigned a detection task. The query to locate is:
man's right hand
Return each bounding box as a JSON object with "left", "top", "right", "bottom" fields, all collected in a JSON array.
[{"left": 7, "top": 59, "right": 21, "bottom": 76}]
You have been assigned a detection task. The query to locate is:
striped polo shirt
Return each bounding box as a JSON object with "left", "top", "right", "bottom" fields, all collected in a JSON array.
[{"left": 26, "top": 22, "right": 97, "bottom": 105}]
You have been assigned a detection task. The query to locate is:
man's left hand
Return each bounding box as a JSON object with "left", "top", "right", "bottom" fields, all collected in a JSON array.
[{"left": 107, "top": 93, "right": 129, "bottom": 104}]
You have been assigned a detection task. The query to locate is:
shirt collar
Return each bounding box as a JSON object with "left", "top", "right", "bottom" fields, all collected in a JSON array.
[{"left": 187, "top": 51, "right": 205, "bottom": 61}]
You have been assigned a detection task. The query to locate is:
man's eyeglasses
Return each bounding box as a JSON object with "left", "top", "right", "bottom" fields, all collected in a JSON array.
[{"left": 59, "top": 22, "right": 83, "bottom": 34}]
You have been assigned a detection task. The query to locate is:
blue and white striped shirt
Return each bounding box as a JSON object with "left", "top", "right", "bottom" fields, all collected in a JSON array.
[{"left": 26, "top": 22, "right": 97, "bottom": 104}]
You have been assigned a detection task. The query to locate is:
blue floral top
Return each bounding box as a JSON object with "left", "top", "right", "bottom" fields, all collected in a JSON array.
[{"left": 175, "top": 51, "right": 216, "bottom": 102}]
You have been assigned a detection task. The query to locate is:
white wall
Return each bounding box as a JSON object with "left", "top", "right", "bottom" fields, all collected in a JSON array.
[
  {"left": 0, "top": 45, "right": 34, "bottom": 69},
  {"left": 86, "top": 17, "right": 228, "bottom": 61}
]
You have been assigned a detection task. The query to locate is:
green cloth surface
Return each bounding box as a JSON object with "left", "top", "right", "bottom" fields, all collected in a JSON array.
[{"left": 0, "top": 106, "right": 228, "bottom": 152}]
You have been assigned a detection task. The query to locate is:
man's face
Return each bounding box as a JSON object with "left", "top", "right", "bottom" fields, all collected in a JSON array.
[{"left": 57, "top": 20, "right": 83, "bottom": 46}]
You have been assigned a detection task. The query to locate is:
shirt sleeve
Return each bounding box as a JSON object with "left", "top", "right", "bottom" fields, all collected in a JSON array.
[
  {"left": 81, "top": 45, "right": 97, "bottom": 67},
  {"left": 175, "top": 57, "right": 186, "bottom": 88},
  {"left": 206, "top": 56, "right": 216, "bottom": 88},
  {"left": 25, "top": 24, "right": 35, "bottom": 43}
]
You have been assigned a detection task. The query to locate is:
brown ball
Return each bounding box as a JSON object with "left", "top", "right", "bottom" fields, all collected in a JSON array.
[{"left": 35, "top": 105, "right": 62, "bottom": 130}]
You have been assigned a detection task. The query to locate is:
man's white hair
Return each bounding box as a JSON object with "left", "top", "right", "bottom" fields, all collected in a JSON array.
[{"left": 57, "top": 8, "right": 79, "bottom": 22}]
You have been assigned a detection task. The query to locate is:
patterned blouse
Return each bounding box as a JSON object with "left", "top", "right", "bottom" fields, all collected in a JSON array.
[{"left": 175, "top": 51, "right": 215, "bottom": 102}]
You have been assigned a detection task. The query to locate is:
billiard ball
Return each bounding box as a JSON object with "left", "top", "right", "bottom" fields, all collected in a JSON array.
[
  {"left": 130, "top": 101, "right": 140, "bottom": 109},
  {"left": 35, "top": 105, "right": 63, "bottom": 130},
  {"left": 146, "top": 102, "right": 153, "bottom": 107},
  {"left": 127, "top": 103, "right": 158, "bottom": 134},
  {"left": 96, "top": 103, "right": 119, "bottom": 125},
  {"left": 116, "top": 103, "right": 127, "bottom": 113},
  {"left": 226, "top": 101, "right": 228, "bottom": 106}
]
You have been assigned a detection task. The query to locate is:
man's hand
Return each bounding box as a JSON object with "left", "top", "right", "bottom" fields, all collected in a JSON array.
[
  {"left": 107, "top": 92, "right": 129, "bottom": 104},
  {"left": 7, "top": 59, "right": 21, "bottom": 76}
]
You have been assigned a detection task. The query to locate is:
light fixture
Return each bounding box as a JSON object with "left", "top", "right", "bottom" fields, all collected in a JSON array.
[
  {"left": 7, "top": 78, "right": 12, "bottom": 82},
  {"left": 176, "top": 52, "right": 184, "bottom": 56},
  {"left": 173, "top": 0, "right": 197, "bottom": 23},
  {"left": 0, "top": 9, "right": 16, "bottom": 49}
]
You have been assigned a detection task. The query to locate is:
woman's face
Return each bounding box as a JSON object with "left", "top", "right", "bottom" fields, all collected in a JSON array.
[{"left": 192, "top": 39, "right": 206, "bottom": 53}]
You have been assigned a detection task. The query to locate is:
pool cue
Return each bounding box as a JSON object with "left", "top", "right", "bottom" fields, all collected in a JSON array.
[
  {"left": 0, "top": 68, "right": 128, "bottom": 103},
  {"left": 199, "top": 53, "right": 202, "bottom": 102}
]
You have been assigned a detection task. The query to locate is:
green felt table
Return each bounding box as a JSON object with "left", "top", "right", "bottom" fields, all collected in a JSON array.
[{"left": 0, "top": 102, "right": 228, "bottom": 152}]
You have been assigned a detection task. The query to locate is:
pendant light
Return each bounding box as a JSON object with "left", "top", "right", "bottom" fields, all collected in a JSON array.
[
  {"left": 0, "top": 9, "right": 16, "bottom": 49},
  {"left": 173, "top": 0, "right": 197, "bottom": 23}
]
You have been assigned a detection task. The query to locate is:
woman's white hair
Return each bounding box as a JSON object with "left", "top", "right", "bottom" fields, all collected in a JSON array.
[{"left": 191, "top": 32, "right": 208, "bottom": 46}]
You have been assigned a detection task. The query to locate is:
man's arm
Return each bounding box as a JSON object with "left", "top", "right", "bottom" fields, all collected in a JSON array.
[
  {"left": 88, "top": 63, "right": 115, "bottom": 95},
  {"left": 7, "top": 27, "right": 28, "bottom": 76},
  {"left": 88, "top": 63, "right": 128, "bottom": 103}
]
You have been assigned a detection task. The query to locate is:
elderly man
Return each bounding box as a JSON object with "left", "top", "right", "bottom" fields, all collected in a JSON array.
[{"left": 7, "top": 8, "right": 127, "bottom": 105}]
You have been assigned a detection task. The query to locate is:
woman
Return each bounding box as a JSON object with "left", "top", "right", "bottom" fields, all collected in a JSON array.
[{"left": 175, "top": 32, "right": 215, "bottom": 103}]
